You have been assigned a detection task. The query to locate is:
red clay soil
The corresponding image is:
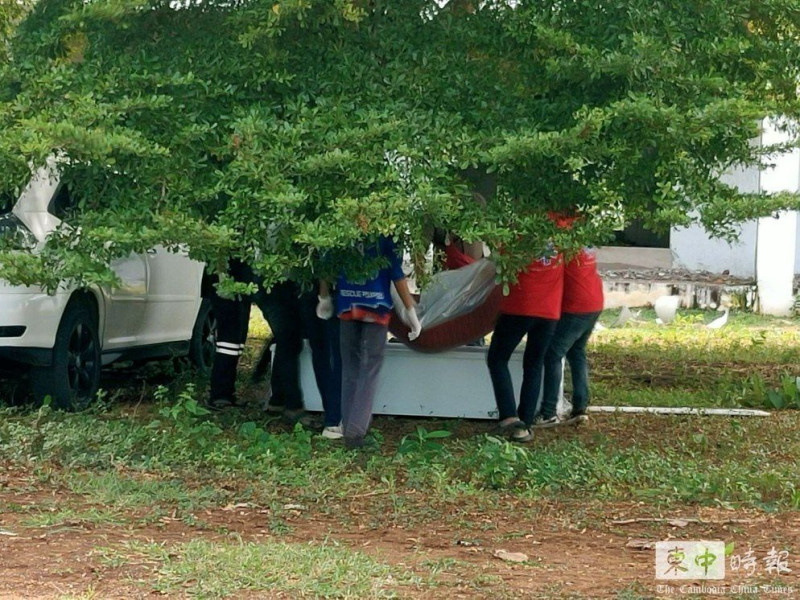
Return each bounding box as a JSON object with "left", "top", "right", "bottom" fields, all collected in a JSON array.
[{"left": 2, "top": 466, "right": 799, "bottom": 599}]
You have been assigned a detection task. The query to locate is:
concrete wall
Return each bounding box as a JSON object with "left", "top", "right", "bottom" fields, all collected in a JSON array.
[
  {"left": 670, "top": 167, "right": 760, "bottom": 278},
  {"left": 756, "top": 119, "right": 799, "bottom": 314},
  {"left": 670, "top": 122, "right": 800, "bottom": 284},
  {"left": 796, "top": 213, "right": 800, "bottom": 274}
]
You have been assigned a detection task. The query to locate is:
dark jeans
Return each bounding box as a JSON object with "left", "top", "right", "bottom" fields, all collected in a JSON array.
[
  {"left": 300, "top": 292, "right": 342, "bottom": 426},
  {"left": 339, "top": 320, "right": 387, "bottom": 441},
  {"left": 487, "top": 313, "right": 558, "bottom": 426},
  {"left": 541, "top": 311, "right": 601, "bottom": 417},
  {"left": 253, "top": 281, "right": 304, "bottom": 411},
  {"left": 253, "top": 281, "right": 342, "bottom": 423}
]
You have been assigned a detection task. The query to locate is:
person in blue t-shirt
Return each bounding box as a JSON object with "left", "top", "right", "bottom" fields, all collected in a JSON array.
[{"left": 316, "top": 236, "right": 421, "bottom": 449}]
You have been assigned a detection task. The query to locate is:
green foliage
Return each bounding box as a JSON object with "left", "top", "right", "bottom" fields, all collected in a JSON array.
[
  {"left": 461, "top": 435, "right": 535, "bottom": 490},
  {"left": 1, "top": 1, "right": 800, "bottom": 287},
  {"left": 148, "top": 383, "right": 223, "bottom": 453},
  {"left": 397, "top": 426, "right": 452, "bottom": 455},
  {"left": 743, "top": 373, "right": 800, "bottom": 410}
]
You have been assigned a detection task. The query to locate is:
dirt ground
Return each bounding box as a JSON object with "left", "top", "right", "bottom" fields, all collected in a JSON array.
[{"left": 2, "top": 460, "right": 799, "bottom": 600}]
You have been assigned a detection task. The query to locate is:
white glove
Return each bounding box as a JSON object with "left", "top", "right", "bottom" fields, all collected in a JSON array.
[
  {"left": 316, "top": 295, "right": 334, "bottom": 320},
  {"left": 389, "top": 281, "right": 403, "bottom": 309},
  {"left": 403, "top": 306, "right": 422, "bottom": 341}
]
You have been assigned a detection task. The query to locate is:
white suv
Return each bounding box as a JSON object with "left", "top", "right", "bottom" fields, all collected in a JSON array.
[{"left": 0, "top": 166, "right": 215, "bottom": 409}]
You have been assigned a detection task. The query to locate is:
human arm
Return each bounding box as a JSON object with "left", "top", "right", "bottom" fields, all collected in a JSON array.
[
  {"left": 392, "top": 277, "right": 422, "bottom": 340},
  {"left": 316, "top": 280, "right": 334, "bottom": 319}
]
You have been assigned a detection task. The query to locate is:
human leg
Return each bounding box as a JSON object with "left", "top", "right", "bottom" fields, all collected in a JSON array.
[
  {"left": 256, "top": 281, "right": 304, "bottom": 411},
  {"left": 540, "top": 313, "right": 590, "bottom": 419},
  {"left": 209, "top": 293, "right": 251, "bottom": 405},
  {"left": 487, "top": 314, "right": 532, "bottom": 422},
  {"left": 339, "top": 319, "right": 360, "bottom": 438},
  {"left": 300, "top": 290, "right": 341, "bottom": 427},
  {"left": 565, "top": 311, "right": 601, "bottom": 415},
  {"left": 518, "top": 317, "right": 558, "bottom": 425},
  {"left": 342, "top": 322, "right": 387, "bottom": 442}
]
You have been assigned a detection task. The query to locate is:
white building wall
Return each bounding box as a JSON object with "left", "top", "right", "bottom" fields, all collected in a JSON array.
[
  {"left": 796, "top": 212, "right": 800, "bottom": 275},
  {"left": 756, "top": 119, "right": 799, "bottom": 315},
  {"left": 670, "top": 168, "right": 760, "bottom": 278},
  {"left": 671, "top": 121, "right": 800, "bottom": 288}
]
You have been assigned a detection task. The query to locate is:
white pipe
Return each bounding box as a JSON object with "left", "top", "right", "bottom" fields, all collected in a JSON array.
[{"left": 588, "top": 406, "right": 770, "bottom": 417}]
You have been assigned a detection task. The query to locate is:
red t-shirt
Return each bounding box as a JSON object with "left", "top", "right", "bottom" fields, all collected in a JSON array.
[
  {"left": 444, "top": 243, "right": 475, "bottom": 270},
  {"left": 562, "top": 248, "right": 604, "bottom": 314},
  {"left": 500, "top": 254, "right": 564, "bottom": 320}
]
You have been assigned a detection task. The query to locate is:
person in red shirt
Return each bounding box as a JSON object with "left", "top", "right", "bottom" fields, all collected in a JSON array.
[
  {"left": 487, "top": 247, "right": 564, "bottom": 442},
  {"left": 538, "top": 246, "right": 604, "bottom": 426}
]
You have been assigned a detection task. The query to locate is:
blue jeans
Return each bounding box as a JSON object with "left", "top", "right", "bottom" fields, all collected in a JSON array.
[
  {"left": 541, "top": 311, "right": 601, "bottom": 418},
  {"left": 487, "top": 314, "right": 558, "bottom": 426}
]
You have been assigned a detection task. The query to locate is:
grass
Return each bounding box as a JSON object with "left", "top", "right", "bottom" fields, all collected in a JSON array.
[
  {"left": 22, "top": 505, "right": 127, "bottom": 528},
  {"left": 1, "top": 308, "right": 799, "bottom": 598},
  {"left": 96, "top": 538, "right": 422, "bottom": 598},
  {"left": 587, "top": 308, "right": 800, "bottom": 408},
  {"left": 3, "top": 402, "right": 799, "bottom": 512}
]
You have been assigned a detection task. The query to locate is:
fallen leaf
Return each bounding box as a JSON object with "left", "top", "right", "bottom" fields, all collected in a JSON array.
[
  {"left": 223, "top": 502, "right": 253, "bottom": 512},
  {"left": 493, "top": 549, "right": 528, "bottom": 563},
  {"left": 669, "top": 519, "right": 689, "bottom": 528},
  {"left": 626, "top": 539, "right": 655, "bottom": 551}
]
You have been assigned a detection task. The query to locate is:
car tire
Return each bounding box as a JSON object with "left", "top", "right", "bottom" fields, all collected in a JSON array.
[
  {"left": 189, "top": 298, "right": 216, "bottom": 377},
  {"left": 30, "top": 299, "right": 101, "bottom": 411}
]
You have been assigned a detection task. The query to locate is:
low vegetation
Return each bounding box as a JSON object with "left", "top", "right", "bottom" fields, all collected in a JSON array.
[{"left": 1, "top": 308, "right": 799, "bottom": 598}]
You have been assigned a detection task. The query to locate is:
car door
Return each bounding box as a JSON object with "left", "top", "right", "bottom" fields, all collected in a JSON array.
[
  {"left": 102, "top": 252, "right": 148, "bottom": 350},
  {"left": 141, "top": 245, "right": 203, "bottom": 346}
]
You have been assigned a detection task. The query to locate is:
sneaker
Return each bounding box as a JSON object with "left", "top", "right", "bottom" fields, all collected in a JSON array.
[
  {"left": 321, "top": 425, "right": 344, "bottom": 440},
  {"left": 565, "top": 410, "right": 589, "bottom": 425},
  {"left": 533, "top": 415, "right": 561, "bottom": 429}
]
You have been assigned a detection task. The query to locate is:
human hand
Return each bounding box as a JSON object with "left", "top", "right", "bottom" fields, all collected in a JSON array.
[
  {"left": 316, "top": 295, "right": 333, "bottom": 320},
  {"left": 404, "top": 306, "right": 422, "bottom": 341}
]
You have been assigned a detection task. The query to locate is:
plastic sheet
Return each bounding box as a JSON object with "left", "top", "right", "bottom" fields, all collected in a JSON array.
[
  {"left": 416, "top": 258, "right": 498, "bottom": 328},
  {"left": 389, "top": 259, "right": 502, "bottom": 353}
]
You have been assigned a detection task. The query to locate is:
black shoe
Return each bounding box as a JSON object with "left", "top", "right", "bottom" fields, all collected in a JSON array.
[
  {"left": 207, "top": 396, "right": 244, "bottom": 411},
  {"left": 344, "top": 436, "right": 379, "bottom": 451},
  {"left": 283, "top": 409, "right": 320, "bottom": 428},
  {"left": 345, "top": 437, "right": 365, "bottom": 450},
  {"left": 265, "top": 398, "right": 285, "bottom": 414},
  {"left": 565, "top": 410, "right": 589, "bottom": 425}
]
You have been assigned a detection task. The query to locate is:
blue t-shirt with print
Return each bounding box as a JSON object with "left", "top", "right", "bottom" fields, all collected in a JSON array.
[{"left": 336, "top": 236, "right": 405, "bottom": 316}]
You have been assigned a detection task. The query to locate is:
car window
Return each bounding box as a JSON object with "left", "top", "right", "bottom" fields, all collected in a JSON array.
[
  {"left": 0, "top": 213, "right": 37, "bottom": 249},
  {"left": 0, "top": 190, "right": 15, "bottom": 215},
  {"left": 49, "top": 184, "right": 76, "bottom": 219}
]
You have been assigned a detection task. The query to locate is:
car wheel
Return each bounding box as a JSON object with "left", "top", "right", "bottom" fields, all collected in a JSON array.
[
  {"left": 189, "top": 298, "right": 216, "bottom": 376},
  {"left": 30, "top": 300, "right": 101, "bottom": 411}
]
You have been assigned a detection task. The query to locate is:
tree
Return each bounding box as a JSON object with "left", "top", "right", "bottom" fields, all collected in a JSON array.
[{"left": 1, "top": 0, "right": 800, "bottom": 291}]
